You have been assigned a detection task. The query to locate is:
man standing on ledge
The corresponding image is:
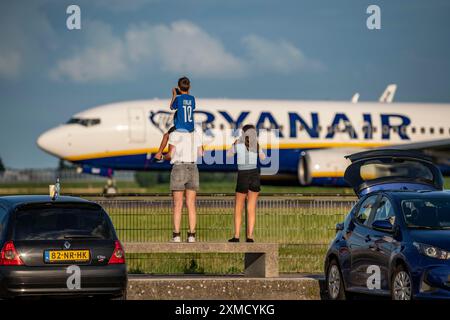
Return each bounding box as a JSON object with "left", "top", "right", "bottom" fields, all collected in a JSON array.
[{"left": 165, "top": 77, "right": 203, "bottom": 243}]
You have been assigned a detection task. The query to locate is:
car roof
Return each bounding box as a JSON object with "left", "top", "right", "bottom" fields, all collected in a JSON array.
[
  {"left": 383, "top": 190, "right": 450, "bottom": 202},
  {"left": 0, "top": 195, "right": 94, "bottom": 210}
]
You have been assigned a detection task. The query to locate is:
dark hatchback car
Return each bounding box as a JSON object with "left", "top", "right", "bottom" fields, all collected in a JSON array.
[
  {"left": 325, "top": 150, "right": 450, "bottom": 300},
  {"left": 0, "top": 195, "right": 127, "bottom": 299}
]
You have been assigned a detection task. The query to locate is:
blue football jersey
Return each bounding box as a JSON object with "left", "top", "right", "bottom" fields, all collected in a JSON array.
[{"left": 170, "top": 94, "right": 195, "bottom": 132}]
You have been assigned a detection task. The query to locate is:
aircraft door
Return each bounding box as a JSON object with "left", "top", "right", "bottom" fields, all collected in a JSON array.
[{"left": 128, "top": 107, "right": 146, "bottom": 143}]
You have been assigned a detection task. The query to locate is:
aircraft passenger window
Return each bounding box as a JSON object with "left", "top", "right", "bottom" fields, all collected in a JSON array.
[
  {"left": 411, "top": 127, "right": 416, "bottom": 134},
  {"left": 355, "top": 195, "right": 378, "bottom": 226},
  {"left": 373, "top": 126, "right": 377, "bottom": 133},
  {"left": 430, "top": 127, "right": 435, "bottom": 134},
  {"left": 372, "top": 197, "right": 396, "bottom": 226},
  {"left": 440, "top": 128, "right": 444, "bottom": 135},
  {"left": 420, "top": 127, "right": 425, "bottom": 134}
]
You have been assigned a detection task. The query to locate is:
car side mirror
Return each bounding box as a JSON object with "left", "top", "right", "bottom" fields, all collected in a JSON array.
[{"left": 372, "top": 219, "right": 394, "bottom": 233}]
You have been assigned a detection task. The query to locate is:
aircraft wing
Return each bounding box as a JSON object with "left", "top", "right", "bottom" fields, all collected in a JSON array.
[{"left": 384, "top": 138, "right": 450, "bottom": 165}]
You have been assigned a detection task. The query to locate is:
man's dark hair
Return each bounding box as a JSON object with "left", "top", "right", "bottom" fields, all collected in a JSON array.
[{"left": 178, "top": 76, "right": 190, "bottom": 92}]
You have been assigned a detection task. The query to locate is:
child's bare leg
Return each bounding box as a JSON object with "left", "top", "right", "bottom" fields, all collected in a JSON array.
[{"left": 155, "top": 132, "right": 170, "bottom": 159}]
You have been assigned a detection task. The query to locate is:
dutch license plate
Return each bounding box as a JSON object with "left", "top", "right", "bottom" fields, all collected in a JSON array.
[{"left": 44, "top": 250, "right": 90, "bottom": 263}]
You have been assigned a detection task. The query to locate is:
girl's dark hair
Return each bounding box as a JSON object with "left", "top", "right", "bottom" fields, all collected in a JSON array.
[
  {"left": 242, "top": 124, "right": 259, "bottom": 152},
  {"left": 178, "top": 76, "right": 190, "bottom": 92}
]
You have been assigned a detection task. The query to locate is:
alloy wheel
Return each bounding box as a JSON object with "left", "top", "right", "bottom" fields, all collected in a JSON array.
[
  {"left": 328, "top": 264, "right": 341, "bottom": 299},
  {"left": 393, "top": 271, "right": 412, "bottom": 300}
]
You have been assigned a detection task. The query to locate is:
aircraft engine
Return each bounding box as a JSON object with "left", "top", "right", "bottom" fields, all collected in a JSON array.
[
  {"left": 298, "top": 149, "right": 360, "bottom": 185},
  {"left": 76, "top": 165, "right": 113, "bottom": 178}
]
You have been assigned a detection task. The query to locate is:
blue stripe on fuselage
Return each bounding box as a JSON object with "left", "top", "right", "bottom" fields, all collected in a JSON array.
[{"left": 73, "top": 148, "right": 302, "bottom": 173}]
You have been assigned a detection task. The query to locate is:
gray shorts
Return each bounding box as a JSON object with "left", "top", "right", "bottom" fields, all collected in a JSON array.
[{"left": 170, "top": 163, "right": 199, "bottom": 191}]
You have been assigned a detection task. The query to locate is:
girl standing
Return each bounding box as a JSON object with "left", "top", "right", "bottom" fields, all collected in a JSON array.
[{"left": 227, "top": 124, "right": 265, "bottom": 243}]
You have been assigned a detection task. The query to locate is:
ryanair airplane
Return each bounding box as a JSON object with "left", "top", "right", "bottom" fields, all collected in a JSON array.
[{"left": 37, "top": 85, "right": 450, "bottom": 190}]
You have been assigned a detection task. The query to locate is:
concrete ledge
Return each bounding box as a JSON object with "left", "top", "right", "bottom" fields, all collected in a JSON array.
[
  {"left": 127, "top": 275, "right": 321, "bottom": 300},
  {"left": 124, "top": 242, "right": 278, "bottom": 254},
  {"left": 124, "top": 242, "right": 279, "bottom": 278}
]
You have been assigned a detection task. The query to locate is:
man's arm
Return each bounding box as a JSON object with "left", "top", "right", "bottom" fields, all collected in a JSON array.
[
  {"left": 226, "top": 140, "right": 238, "bottom": 157},
  {"left": 165, "top": 144, "right": 175, "bottom": 161},
  {"left": 197, "top": 145, "right": 204, "bottom": 157}
]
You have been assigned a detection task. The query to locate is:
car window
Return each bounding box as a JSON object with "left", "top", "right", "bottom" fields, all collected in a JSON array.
[
  {"left": 0, "top": 206, "right": 8, "bottom": 239},
  {"left": 372, "top": 197, "right": 396, "bottom": 226},
  {"left": 355, "top": 195, "right": 378, "bottom": 226},
  {"left": 13, "top": 203, "right": 113, "bottom": 240},
  {"left": 402, "top": 197, "right": 450, "bottom": 229},
  {"left": 360, "top": 160, "right": 434, "bottom": 183}
]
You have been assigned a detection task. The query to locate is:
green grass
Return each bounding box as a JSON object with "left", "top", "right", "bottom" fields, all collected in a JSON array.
[
  {"left": 101, "top": 200, "right": 352, "bottom": 274},
  {"left": 3, "top": 174, "right": 450, "bottom": 194},
  {"left": 0, "top": 179, "right": 353, "bottom": 194}
]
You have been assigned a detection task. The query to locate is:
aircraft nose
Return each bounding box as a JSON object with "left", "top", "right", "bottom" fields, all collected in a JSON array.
[{"left": 37, "top": 128, "right": 66, "bottom": 157}]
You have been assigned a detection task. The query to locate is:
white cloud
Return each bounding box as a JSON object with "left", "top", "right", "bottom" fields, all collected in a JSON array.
[
  {"left": 243, "top": 34, "right": 323, "bottom": 73},
  {"left": 125, "top": 21, "right": 246, "bottom": 78},
  {"left": 51, "top": 21, "right": 129, "bottom": 82},
  {"left": 51, "top": 20, "right": 322, "bottom": 83}
]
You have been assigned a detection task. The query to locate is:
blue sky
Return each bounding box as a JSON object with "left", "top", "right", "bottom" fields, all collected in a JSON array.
[{"left": 1, "top": 0, "right": 450, "bottom": 168}]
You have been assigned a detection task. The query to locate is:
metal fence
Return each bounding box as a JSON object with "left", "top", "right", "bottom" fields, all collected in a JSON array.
[
  {"left": 0, "top": 169, "right": 134, "bottom": 183},
  {"left": 96, "top": 197, "right": 355, "bottom": 275}
]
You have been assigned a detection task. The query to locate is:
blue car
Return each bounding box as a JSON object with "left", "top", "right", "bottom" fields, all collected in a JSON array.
[{"left": 325, "top": 150, "right": 450, "bottom": 300}]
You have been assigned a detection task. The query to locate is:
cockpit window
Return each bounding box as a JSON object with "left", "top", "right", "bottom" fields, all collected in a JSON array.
[{"left": 67, "top": 118, "right": 101, "bottom": 127}]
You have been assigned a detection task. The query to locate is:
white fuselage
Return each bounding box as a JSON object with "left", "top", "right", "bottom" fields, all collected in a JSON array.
[{"left": 36, "top": 99, "right": 450, "bottom": 183}]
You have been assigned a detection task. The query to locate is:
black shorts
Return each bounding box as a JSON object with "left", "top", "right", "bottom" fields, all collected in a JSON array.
[{"left": 236, "top": 168, "right": 261, "bottom": 193}]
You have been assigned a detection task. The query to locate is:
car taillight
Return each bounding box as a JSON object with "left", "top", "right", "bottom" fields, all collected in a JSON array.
[
  {"left": 0, "top": 241, "right": 24, "bottom": 266},
  {"left": 108, "top": 240, "right": 125, "bottom": 264}
]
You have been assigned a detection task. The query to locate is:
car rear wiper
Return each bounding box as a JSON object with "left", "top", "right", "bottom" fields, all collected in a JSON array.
[
  {"left": 63, "top": 235, "right": 102, "bottom": 239},
  {"left": 408, "top": 225, "right": 450, "bottom": 230},
  {"left": 407, "top": 225, "right": 435, "bottom": 229}
]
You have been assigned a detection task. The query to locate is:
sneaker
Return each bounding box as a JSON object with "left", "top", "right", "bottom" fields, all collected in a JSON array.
[
  {"left": 187, "top": 232, "right": 196, "bottom": 243},
  {"left": 246, "top": 238, "right": 254, "bottom": 243},
  {"left": 152, "top": 154, "right": 165, "bottom": 163},
  {"left": 171, "top": 232, "right": 181, "bottom": 243},
  {"left": 228, "top": 237, "right": 240, "bottom": 243}
]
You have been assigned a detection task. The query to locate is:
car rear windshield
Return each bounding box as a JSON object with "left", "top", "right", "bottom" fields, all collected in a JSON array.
[
  {"left": 13, "top": 203, "right": 113, "bottom": 240},
  {"left": 402, "top": 198, "right": 450, "bottom": 229},
  {"left": 360, "top": 160, "right": 434, "bottom": 183}
]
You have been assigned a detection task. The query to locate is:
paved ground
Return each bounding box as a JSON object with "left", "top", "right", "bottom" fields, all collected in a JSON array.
[{"left": 127, "top": 274, "right": 326, "bottom": 300}]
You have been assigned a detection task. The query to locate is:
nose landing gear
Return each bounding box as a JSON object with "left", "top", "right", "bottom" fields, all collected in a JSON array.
[{"left": 103, "top": 177, "right": 118, "bottom": 194}]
